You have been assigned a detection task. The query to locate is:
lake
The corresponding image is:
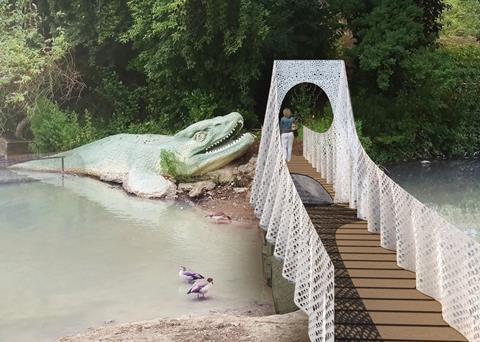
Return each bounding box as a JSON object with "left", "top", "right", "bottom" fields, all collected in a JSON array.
[
  {"left": 388, "top": 159, "right": 480, "bottom": 240},
  {"left": 0, "top": 170, "right": 271, "bottom": 341}
]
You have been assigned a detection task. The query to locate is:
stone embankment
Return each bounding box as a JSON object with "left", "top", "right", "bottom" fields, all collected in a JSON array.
[
  {"left": 175, "top": 155, "right": 258, "bottom": 223},
  {"left": 176, "top": 156, "right": 256, "bottom": 199}
]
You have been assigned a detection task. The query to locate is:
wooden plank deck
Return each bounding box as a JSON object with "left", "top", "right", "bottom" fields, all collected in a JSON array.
[{"left": 287, "top": 155, "right": 467, "bottom": 341}]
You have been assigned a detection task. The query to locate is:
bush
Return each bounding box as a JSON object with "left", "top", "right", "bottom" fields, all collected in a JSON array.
[
  {"left": 0, "top": 2, "right": 74, "bottom": 137},
  {"left": 94, "top": 71, "right": 144, "bottom": 125},
  {"left": 123, "top": 0, "right": 338, "bottom": 131},
  {"left": 298, "top": 112, "right": 373, "bottom": 157},
  {"left": 289, "top": 84, "right": 325, "bottom": 125},
  {"left": 352, "top": 41, "right": 480, "bottom": 164},
  {"left": 29, "top": 98, "right": 99, "bottom": 153},
  {"left": 96, "top": 114, "right": 170, "bottom": 138},
  {"left": 442, "top": 0, "right": 480, "bottom": 39},
  {"left": 79, "top": 110, "right": 98, "bottom": 144}
]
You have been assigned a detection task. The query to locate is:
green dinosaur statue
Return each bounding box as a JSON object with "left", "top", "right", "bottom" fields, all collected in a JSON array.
[{"left": 12, "top": 112, "right": 255, "bottom": 198}]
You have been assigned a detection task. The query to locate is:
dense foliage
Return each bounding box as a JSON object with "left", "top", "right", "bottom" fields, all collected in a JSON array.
[
  {"left": 29, "top": 98, "right": 96, "bottom": 152},
  {"left": 125, "top": 0, "right": 269, "bottom": 129},
  {"left": 442, "top": 0, "right": 480, "bottom": 38},
  {"left": 22, "top": 0, "right": 338, "bottom": 144},
  {"left": 322, "top": 0, "right": 480, "bottom": 164},
  {"left": 0, "top": 1, "right": 77, "bottom": 138},
  {"left": 330, "top": 0, "right": 445, "bottom": 90},
  {"left": 36, "top": 0, "right": 142, "bottom": 129},
  {"left": 1, "top": 0, "right": 479, "bottom": 163},
  {"left": 354, "top": 42, "right": 480, "bottom": 163},
  {"left": 124, "top": 0, "right": 340, "bottom": 129}
]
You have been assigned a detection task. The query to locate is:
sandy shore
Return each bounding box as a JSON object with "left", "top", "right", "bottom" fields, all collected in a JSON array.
[{"left": 58, "top": 310, "right": 309, "bottom": 342}]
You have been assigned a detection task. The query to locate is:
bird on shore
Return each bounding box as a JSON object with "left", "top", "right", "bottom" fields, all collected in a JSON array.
[
  {"left": 178, "top": 266, "right": 204, "bottom": 283},
  {"left": 187, "top": 278, "right": 214, "bottom": 298},
  {"left": 205, "top": 211, "right": 232, "bottom": 224}
]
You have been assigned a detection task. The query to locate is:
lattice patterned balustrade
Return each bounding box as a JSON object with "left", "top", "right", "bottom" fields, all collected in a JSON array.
[{"left": 251, "top": 60, "right": 480, "bottom": 342}]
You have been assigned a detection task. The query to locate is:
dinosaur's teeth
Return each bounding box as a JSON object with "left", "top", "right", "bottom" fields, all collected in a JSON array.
[{"left": 206, "top": 132, "right": 247, "bottom": 155}]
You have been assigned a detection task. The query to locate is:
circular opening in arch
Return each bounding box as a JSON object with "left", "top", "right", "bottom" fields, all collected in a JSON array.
[{"left": 280, "top": 83, "right": 333, "bottom": 137}]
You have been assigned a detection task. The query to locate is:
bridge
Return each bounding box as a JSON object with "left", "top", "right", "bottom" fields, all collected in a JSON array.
[{"left": 250, "top": 61, "right": 480, "bottom": 341}]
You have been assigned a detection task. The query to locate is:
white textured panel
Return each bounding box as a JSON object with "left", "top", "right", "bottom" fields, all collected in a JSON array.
[
  {"left": 297, "top": 60, "right": 479, "bottom": 341},
  {"left": 250, "top": 61, "right": 338, "bottom": 341}
]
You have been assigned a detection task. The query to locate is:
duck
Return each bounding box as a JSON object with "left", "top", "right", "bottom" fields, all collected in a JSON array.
[
  {"left": 187, "top": 278, "right": 214, "bottom": 298},
  {"left": 206, "top": 211, "right": 232, "bottom": 224},
  {"left": 178, "top": 266, "right": 204, "bottom": 283}
]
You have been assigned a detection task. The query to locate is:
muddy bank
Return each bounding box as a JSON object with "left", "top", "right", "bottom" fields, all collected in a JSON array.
[
  {"left": 59, "top": 310, "right": 309, "bottom": 342},
  {"left": 192, "top": 139, "right": 303, "bottom": 224},
  {"left": 175, "top": 144, "right": 259, "bottom": 224}
]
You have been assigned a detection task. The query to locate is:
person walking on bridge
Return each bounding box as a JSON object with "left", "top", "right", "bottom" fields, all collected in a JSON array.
[{"left": 280, "top": 108, "right": 296, "bottom": 162}]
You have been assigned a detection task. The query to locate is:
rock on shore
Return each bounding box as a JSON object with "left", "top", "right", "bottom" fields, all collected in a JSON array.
[{"left": 176, "top": 156, "right": 256, "bottom": 199}]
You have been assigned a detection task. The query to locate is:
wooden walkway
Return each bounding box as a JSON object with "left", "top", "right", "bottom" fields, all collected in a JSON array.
[{"left": 287, "top": 155, "right": 467, "bottom": 341}]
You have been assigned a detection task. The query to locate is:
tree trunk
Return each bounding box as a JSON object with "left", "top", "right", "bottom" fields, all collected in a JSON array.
[{"left": 14, "top": 116, "right": 29, "bottom": 140}]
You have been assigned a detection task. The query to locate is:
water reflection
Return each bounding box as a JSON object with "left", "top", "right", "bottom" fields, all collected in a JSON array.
[{"left": 387, "top": 159, "right": 480, "bottom": 240}]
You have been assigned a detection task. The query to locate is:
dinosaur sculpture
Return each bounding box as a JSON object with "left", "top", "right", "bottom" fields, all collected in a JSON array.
[{"left": 12, "top": 112, "right": 255, "bottom": 198}]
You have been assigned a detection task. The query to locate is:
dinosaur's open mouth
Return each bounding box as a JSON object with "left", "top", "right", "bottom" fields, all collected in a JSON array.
[{"left": 205, "top": 120, "right": 247, "bottom": 155}]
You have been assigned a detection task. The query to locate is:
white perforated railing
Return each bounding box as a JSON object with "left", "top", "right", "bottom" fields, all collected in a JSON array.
[
  {"left": 252, "top": 60, "right": 480, "bottom": 341},
  {"left": 250, "top": 62, "right": 335, "bottom": 341},
  {"left": 304, "top": 123, "right": 480, "bottom": 341}
]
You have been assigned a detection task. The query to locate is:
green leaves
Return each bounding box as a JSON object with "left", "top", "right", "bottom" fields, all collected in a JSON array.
[
  {"left": 29, "top": 98, "right": 88, "bottom": 152},
  {"left": 353, "top": 41, "right": 480, "bottom": 164},
  {"left": 442, "top": 0, "right": 480, "bottom": 38},
  {"left": 352, "top": 0, "right": 426, "bottom": 89},
  {"left": 331, "top": 0, "right": 445, "bottom": 90},
  {"left": 0, "top": 1, "right": 70, "bottom": 136},
  {"left": 124, "top": 0, "right": 270, "bottom": 128},
  {"left": 6, "top": 0, "right": 338, "bottom": 139},
  {"left": 123, "top": 0, "right": 338, "bottom": 130}
]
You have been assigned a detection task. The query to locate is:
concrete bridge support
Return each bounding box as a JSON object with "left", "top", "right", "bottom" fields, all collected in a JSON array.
[{"left": 260, "top": 229, "right": 298, "bottom": 314}]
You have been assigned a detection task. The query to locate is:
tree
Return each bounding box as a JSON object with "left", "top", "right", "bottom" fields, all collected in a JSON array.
[
  {"left": 442, "top": 0, "right": 480, "bottom": 39},
  {"left": 10, "top": 0, "right": 339, "bottom": 135},
  {"left": 354, "top": 42, "right": 480, "bottom": 163},
  {"left": 124, "top": 0, "right": 270, "bottom": 129},
  {"left": 252, "top": 0, "right": 340, "bottom": 115},
  {"left": 35, "top": 0, "right": 141, "bottom": 122},
  {"left": 331, "top": 0, "right": 445, "bottom": 90},
  {"left": 125, "top": 0, "right": 340, "bottom": 128},
  {"left": 0, "top": 0, "right": 81, "bottom": 138}
]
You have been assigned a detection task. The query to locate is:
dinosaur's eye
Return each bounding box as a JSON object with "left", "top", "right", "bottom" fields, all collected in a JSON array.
[{"left": 193, "top": 131, "right": 207, "bottom": 142}]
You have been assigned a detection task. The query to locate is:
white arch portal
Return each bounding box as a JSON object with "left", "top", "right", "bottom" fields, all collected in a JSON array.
[{"left": 256, "top": 60, "right": 360, "bottom": 205}]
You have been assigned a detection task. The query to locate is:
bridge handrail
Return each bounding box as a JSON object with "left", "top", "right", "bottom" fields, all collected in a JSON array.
[
  {"left": 303, "top": 125, "right": 480, "bottom": 341},
  {"left": 250, "top": 72, "right": 335, "bottom": 341}
]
